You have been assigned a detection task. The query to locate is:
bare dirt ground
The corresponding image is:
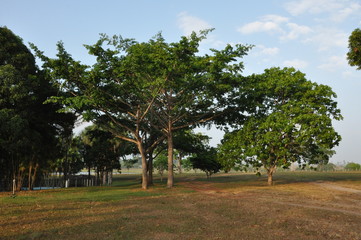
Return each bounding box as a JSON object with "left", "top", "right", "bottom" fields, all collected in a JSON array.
[{"left": 178, "top": 176, "right": 361, "bottom": 239}]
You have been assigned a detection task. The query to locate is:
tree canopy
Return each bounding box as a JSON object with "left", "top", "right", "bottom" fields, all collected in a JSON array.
[
  {"left": 218, "top": 67, "right": 342, "bottom": 185},
  {"left": 33, "top": 30, "right": 252, "bottom": 189},
  {"left": 0, "top": 27, "right": 76, "bottom": 191},
  {"left": 1, "top": 26, "right": 344, "bottom": 190},
  {"left": 347, "top": 28, "right": 361, "bottom": 70}
]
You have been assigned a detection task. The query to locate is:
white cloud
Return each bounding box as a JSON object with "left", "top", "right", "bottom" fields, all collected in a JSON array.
[
  {"left": 284, "top": 0, "right": 342, "bottom": 16},
  {"left": 238, "top": 15, "right": 288, "bottom": 35},
  {"left": 304, "top": 28, "right": 348, "bottom": 51},
  {"left": 318, "top": 55, "right": 348, "bottom": 71},
  {"left": 284, "top": 0, "right": 361, "bottom": 22},
  {"left": 331, "top": 2, "right": 361, "bottom": 22},
  {"left": 256, "top": 45, "right": 280, "bottom": 56},
  {"left": 283, "top": 59, "right": 309, "bottom": 69},
  {"left": 281, "top": 23, "right": 313, "bottom": 40},
  {"left": 238, "top": 21, "right": 281, "bottom": 34},
  {"left": 177, "top": 12, "right": 212, "bottom": 36},
  {"left": 238, "top": 15, "right": 311, "bottom": 41}
]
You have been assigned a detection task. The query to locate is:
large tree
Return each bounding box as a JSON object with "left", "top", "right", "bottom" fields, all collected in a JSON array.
[
  {"left": 146, "top": 31, "right": 251, "bottom": 187},
  {"left": 347, "top": 28, "right": 361, "bottom": 70},
  {"left": 218, "top": 67, "right": 342, "bottom": 185},
  {"left": 32, "top": 36, "right": 159, "bottom": 189},
  {"left": 33, "top": 30, "right": 251, "bottom": 189},
  {"left": 0, "top": 27, "right": 75, "bottom": 191}
]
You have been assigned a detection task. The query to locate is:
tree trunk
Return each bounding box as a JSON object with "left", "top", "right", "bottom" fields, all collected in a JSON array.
[
  {"left": 16, "top": 167, "right": 25, "bottom": 191},
  {"left": 267, "top": 166, "right": 276, "bottom": 186},
  {"left": 28, "top": 163, "right": 33, "bottom": 190},
  {"left": 167, "top": 129, "right": 174, "bottom": 188},
  {"left": 63, "top": 152, "right": 68, "bottom": 183},
  {"left": 147, "top": 153, "right": 154, "bottom": 185},
  {"left": 137, "top": 141, "right": 148, "bottom": 190},
  {"left": 178, "top": 152, "right": 182, "bottom": 174},
  {"left": 30, "top": 163, "right": 39, "bottom": 190},
  {"left": 96, "top": 169, "right": 100, "bottom": 186},
  {"left": 108, "top": 171, "right": 112, "bottom": 185},
  {"left": 102, "top": 169, "right": 107, "bottom": 185},
  {"left": 160, "top": 170, "right": 163, "bottom": 182}
]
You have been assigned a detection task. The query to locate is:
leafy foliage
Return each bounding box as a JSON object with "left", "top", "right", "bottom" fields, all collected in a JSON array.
[
  {"left": 123, "top": 158, "right": 139, "bottom": 171},
  {"left": 218, "top": 67, "right": 342, "bottom": 184},
  {"left": 32, "top": 30, "right": 252, "bottom": 188},
  {"left": 189, "top": 147, "right": 222, "bottom": 178},
  {"left": 344, "top": 162, "right": 361, "bottom": 171},
  {"left": 153, "top": 154, "right": 168, "bottom": 181},
  {"left": 79, "top": 125, "right": 128, "bottom": 174},
  {"left": 347, "top": 28, "right": 361, "bottom": 70},
  {"left": 0, "top": 27, "right": 76, "bottom": 191}
]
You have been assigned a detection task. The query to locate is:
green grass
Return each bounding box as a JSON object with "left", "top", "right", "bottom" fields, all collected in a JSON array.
[{"left": 1, "top": 171, "right": 361, "bottom": 240}]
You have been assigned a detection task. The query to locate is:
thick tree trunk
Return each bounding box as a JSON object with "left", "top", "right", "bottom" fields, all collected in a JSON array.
[
  {"left": 102, "top": 169, "right": 107, "bottom": 185},
  {"left": 30, "top": 163, "right": 39, "bottom": 190},
  {"left": 167, "top": 129, "right": 174, "bottom": 188},
  {"left": 267, "top": 166, "right": 276, "bottom": 186},
  {"left": 108, "top": 171, "right": 112, "bottom": 185},
  {"left": 28, "top": 163, "right": 33, "bottom": 190},
  {"left": 16, "top": 167, "right": 25, "bottom": 191},
  {"left": 137, "top": 142, "right": 148, "bottom": 190},
  {"left": 267, "top": 173, "right": 273, "bottom": 186}
]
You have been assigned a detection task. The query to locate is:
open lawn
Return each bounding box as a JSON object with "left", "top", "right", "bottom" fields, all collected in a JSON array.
[{"left": 1, "top": 171, "right": 361, "bottom": 240}]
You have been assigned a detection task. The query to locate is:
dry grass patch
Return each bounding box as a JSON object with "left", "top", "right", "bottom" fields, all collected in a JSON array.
[{"left": 1, "top": 171, "right": 361, "bottom": 239}]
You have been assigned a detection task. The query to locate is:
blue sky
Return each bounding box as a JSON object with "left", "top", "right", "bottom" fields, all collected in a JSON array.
[{"left": 1, "top": 0, "right": 361, "bottom": 164}]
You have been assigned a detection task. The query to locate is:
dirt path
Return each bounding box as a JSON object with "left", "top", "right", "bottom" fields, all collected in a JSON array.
[
  {"left": 312, "top": 181, "right": 361, "bottom": 194},
  {"left": 180, "top": 181, "right": 222, "bottom": 194},
  {"left": 273, "top": 201, "right": 361, "bottom": 217}
]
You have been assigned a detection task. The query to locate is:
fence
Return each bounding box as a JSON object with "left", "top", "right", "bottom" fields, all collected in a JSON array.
[{"left": 0, "top": 175, "right": 101, "bottom": 192}]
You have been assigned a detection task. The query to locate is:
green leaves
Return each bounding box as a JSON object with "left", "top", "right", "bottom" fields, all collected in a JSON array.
[
  {"left": 347, "top": 28, "right": 361, "bottom": 70},
  {"left": 1, "top": 27, "right": 77, "bottom": 191},
  {"left": 218, "top": 67, "right": 342, "bottom": 177}
]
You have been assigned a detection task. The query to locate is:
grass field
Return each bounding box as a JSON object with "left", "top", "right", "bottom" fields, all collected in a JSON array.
[{"left": 1, "top": 171, "right": 361, "bottom": 240}]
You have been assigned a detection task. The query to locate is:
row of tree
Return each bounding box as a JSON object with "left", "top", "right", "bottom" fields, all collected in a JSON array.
[
  {"left": 0, "top": 27, "right": 133, "bottom": 191},
  {"left": 1, "top": 26, "right": 345, "bottom": 190},
  {"left": 0, "top": 27, "right": 78, "bottom": 191},
  {"left": 31, "top": 29, "right": 343, "bottom": 187}
]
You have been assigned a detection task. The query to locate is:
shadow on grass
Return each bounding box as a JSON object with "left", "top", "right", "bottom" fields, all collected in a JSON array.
[{"left": 178, "top": 171, "right": 361, "bottom": 187}]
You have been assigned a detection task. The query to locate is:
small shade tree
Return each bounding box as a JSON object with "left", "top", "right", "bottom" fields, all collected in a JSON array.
[
  {"left": 189, "top": 147, "right": 222, "bottom": 178},
  {"left": 153, "top": 154, "right": 168, "bottom": 182}
]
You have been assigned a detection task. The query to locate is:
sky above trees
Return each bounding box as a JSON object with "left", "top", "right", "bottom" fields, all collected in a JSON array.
[{"left": 1, "top": 0, "right": 360, "bottom": 164}]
